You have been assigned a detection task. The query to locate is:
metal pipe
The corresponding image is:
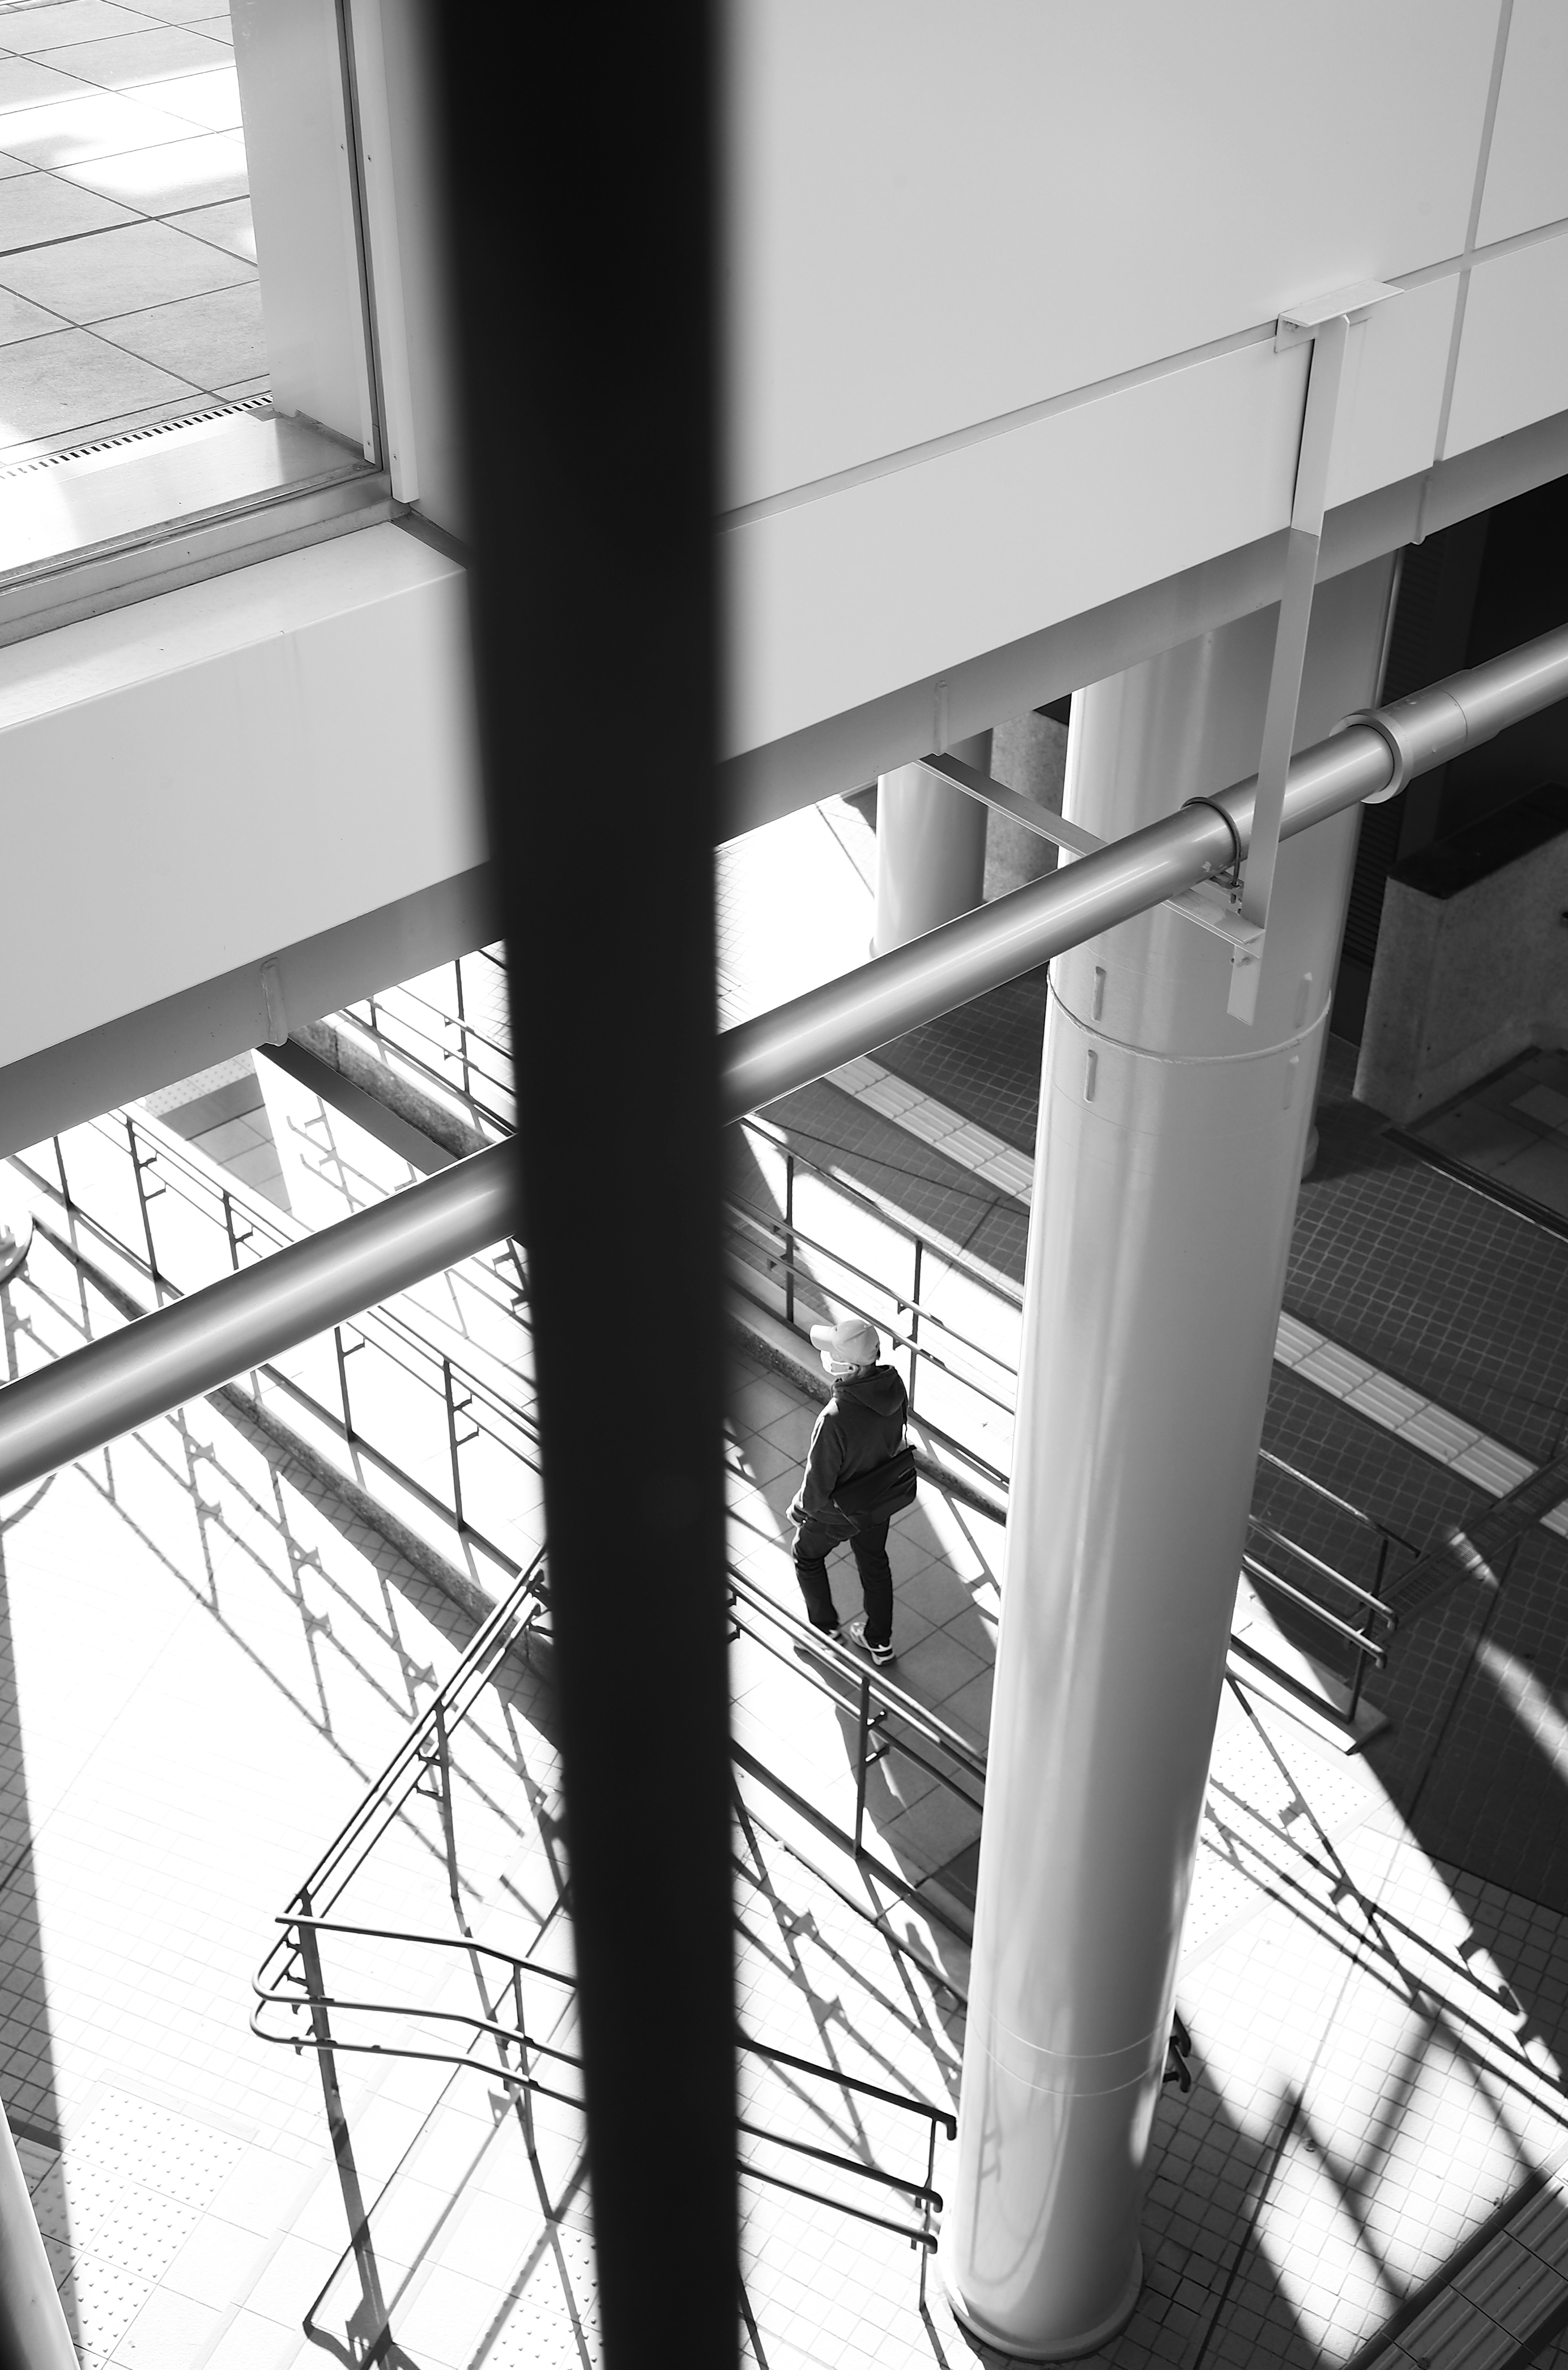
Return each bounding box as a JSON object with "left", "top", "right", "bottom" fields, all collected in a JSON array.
[
  {"left": 717, "top": 619, "right": 1568, "bottom": 1119},
  {"left": 0, "top": 1142, "right": 515, "bottom": 1501},
  {"left": 2, "top": 622, "right": 1566, "bottom": 1507}
]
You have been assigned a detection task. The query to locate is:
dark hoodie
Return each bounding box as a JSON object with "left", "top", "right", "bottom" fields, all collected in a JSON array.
[{"left": 788, "top": 1362, "right": 909, "bottom": 1536}]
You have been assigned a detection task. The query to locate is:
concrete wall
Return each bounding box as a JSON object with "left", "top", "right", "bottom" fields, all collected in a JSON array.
[
  {"left": 1357, "top": 804, "right": 1568, "bottom": 1122},
  {"left": 985, "top": 710, "right": 1067, "bottom": 901}
]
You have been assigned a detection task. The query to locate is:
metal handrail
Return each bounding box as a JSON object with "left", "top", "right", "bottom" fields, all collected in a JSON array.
[
  {"left": 333, "top": 976, "right": 1023, "bottom": 1476},
  {"left": 29, "top": 1092, "right": 1397, "bottom": 1744},
  {"left": 723, "top": 1562, "right": 984, "bottom": 1944},
  {"left": 727, "top": 1204, "right": 1016, "bottom": 1420},
  {"left": 253, "top": 1554, "right": 954, "bottom": 2356},
  {"left": 1241, "top": 1554, "right": 1390, "bottom": 1662},
  {"left": 286, "top": 1580, "right": 541, "bottom": 1921},
  {"left": 1255, "top": 1446, "right": 1417, "bottom": 1556},
  {"left": 264, "top": 1912, "right": 953, "bottom": 2154},
  {"left": 1245, "top": 1518, "right": 1400, "bottom": 1618},
  {"left": 80, "top": 1109, "right": 531, "bottom": 1388},
  {"left": 728, "top": 1563, "right": 985, "bottom": 1780},
  {"left": 736, "top": 1111, "right": 1026, "bottom": 1309},
  {"left": 16, "top": 1123, "right": 539, "bottom": 1568}
]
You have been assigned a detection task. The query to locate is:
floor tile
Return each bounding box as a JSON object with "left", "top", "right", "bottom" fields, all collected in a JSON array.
[
  {"left": 0, "top": 283, "right": 64, "bottom": 343},
  {"left": 3, "top": 2, "right": 167, "bottom": 50},
  {"left": 169, "top": 190, "right": 248, "bottom": 255},
  {"left": 125, "top": 0, "right": 225, "bottom": 21},
  {"left": 0, "top": 89, "right": 202, "bottom": 165},
  {"left": 130, "top": 61, "right": 237, "bottom": 128},
  {"left": 111, "top": 2280, "right": 223, "bottom": 2368},
  {"left": 0, "top": 214, "right": 248, "bottom": 321},
  {"left": 0, "top": 53, "right": 98, "bottom": 110},
  {"left": 62, "top": 125, "right": 246, "bottom": 209},
  {"left": 0, "top": 164, "right": 132, "bottom": 248},
  {"left": 198, "top": 2312, "right": 302, "bottom": 2370},
  {"left": 0, "top": 321, "right": 192, "bottom": 440},
  {"left": 159, "top": 2212, "right": 272, "bottom": 2309},
  {"left": 41, "top": 24, "right": 232, "bottom": 88},
  {"left": 98, "top": 275, "right": 262, "bottom": 383}
]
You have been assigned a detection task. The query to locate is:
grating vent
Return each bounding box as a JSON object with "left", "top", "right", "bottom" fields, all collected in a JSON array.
[{"left": 0, "top": 396, "right": 271, "bottom": 485}]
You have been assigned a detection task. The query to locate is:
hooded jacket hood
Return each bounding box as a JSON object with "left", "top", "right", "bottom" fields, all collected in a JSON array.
[{"left": 833, "top": 1363, "right": 908, "bottom": 1420}]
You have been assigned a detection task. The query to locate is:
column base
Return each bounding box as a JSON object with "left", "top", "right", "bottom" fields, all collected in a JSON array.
[{"left": 939, "top": 2245, "right": 1143, "bottom": 2361}]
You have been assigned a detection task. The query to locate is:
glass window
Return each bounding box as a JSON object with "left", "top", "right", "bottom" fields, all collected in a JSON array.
[{"left": 0, "top": 0, "right": 383, "bottom": 626}]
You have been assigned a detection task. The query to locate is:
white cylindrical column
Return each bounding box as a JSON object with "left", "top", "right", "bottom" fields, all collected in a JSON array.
[
  {"left": 942, "top": 557, "right": 1395, "bottom": 2359},
  {"left": 0, "top": 2102, "right": 75, "bottom": 2369},
  {"left": 873, "top": 731, "right": 991, "bottom": 951}
]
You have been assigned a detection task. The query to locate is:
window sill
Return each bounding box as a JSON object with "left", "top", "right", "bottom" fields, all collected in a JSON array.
[{"left": 0, "top": 401, "right": 393, "bottom": 649}]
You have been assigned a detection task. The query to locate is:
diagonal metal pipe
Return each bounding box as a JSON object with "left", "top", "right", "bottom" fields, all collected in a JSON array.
[
  {"left": 0, "top": 1141, "right": 517, "bottom": 1502},
  {"left": 717, "top": 619, "right": 1568, "bottom": 1116},
  {"left": 1, "top": 617, "right": 1566, "bottom": 1501}
]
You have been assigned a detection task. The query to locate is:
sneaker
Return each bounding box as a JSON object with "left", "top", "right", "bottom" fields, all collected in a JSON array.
[
  {"left": 846, "top": 1619, "right": 895, "bottom": 1666},
  {"left": 795, "top": 1624, "right": 844, "bottom": 1658}
]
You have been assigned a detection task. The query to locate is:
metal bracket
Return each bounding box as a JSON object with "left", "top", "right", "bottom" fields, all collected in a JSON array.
[
  {"left": 1165, "top": 878, "right": 1266, "bottom": 960},
  {"left": 922, "top": 754, "right": 1264, "bottom": 969},
  {"left": 1224, "top": 281, "right": 1400, "bottom": 1023},
  {"left": 916, "top": 753, "right": 1106, "bottom": 860},
  {"left": 1274, "top": 279, "right": 1400, "bottom": 352}
]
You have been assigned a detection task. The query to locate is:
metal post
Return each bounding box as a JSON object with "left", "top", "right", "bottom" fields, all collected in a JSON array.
[
  {"left": 919, "top": 2116, "right": 938, "bottom": 2311},
  {"left": 908, "top": 1237, "right": 923, "bottom": 1416},
  {"left": 294, "top": 1898, "right": 390, "bottom": 2360},
  {"left": 51, "top": 1138, "right": 69, "bottom": 1211},
  {"left": 454, "top": 960, "right": 472, "bottom": 1103},
  {"left": 442, "top": 1357, "right": 466, "bottom": 1530},
  {"left": 334, "top": 1326, "right": 357, "bottom": 1442},
  {"left": 783, "top": 1149, "right": 795, "bottom": 1330},
  {"left": 853, "top": 1673, "right": 872, "bottom": 1859},
  {"left": 428, "top": 1702, "right": 468, "bottom": 1935},
  {"left": 127, "top": 1117, "right": 161, "bottom": 1294}
]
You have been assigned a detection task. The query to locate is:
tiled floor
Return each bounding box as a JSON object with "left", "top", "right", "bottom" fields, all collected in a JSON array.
[{"left": 0, "top": 0, "right": 256, "bottom": 464}]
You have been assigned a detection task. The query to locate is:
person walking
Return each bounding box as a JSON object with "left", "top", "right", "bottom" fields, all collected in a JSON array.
[{"left": 787, "top": 1315, "right": 914, "bottom": 1664}]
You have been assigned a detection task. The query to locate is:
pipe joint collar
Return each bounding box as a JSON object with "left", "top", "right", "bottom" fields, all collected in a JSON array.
[{"left": 1337, "top": 690, "right": 1467, "bottom": 804}]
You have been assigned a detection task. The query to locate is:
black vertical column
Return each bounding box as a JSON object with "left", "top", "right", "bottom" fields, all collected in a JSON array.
[{"left": 432, "top": 10, "right": 735, "bottom": 2366}]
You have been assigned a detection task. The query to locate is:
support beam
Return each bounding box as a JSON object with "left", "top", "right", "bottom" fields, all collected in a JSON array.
[{"left": 2, "top": 621, "right": 1566, "bottom": 1503}]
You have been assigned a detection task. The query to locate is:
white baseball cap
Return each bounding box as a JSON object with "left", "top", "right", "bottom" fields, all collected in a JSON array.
[{"left": 810, "top": 1316, "right": 880, "bottom": 1374}]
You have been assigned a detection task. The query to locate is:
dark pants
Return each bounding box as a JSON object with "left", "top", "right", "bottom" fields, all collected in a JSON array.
[{"left": 793, "top": 1517, "right": 893, "bottom": 1648}]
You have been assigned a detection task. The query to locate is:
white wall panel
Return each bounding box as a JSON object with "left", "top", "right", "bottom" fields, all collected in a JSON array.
[
  {"left": 725, "top": 0, "right": 1494, "bottom": 510},
  {"left": 1445, "top": 232, "right": 1568, "bottom": 458},
  {"left": 0, "top": 528, "right": 483, "bottom": 1071},
  {"left": 1324, "top": 278, "right": 1457, "bottom": 510},
  {"left": 1475, "top": 0, "right": 1568, "bottom": 247},
  {"left": 724, "top": 338, "right": 1307, "bottom": 757}
]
